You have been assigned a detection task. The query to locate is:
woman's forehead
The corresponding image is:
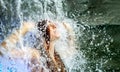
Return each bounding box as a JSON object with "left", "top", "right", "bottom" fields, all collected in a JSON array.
[{"left": 47, "top": 21, "right": 56, "bottom": 26}]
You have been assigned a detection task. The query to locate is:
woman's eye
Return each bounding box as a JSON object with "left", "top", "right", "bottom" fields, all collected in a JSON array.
[{"left": 53, "top": 25, "right": 56, "bottom": 29}]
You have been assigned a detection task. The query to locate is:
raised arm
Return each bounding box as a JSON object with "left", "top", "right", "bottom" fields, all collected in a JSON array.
[
  {"left": 62, "top": 22, "right": 75, "bottom": 47},
  {"left": 62, "top": 22, "right": 77, "bottom": 56},
  {"left": 0, "top": 22, "right": 35, "bottom": 51}
]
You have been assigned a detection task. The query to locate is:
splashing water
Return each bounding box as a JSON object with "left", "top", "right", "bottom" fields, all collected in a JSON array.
[{"left": 0, "top": 0, "right": 87, "bottom": 72}]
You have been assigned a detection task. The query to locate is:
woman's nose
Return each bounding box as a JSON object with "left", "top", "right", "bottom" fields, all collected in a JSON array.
[{"left": 55, "top": 30, "right": 60, "bottom": 38}]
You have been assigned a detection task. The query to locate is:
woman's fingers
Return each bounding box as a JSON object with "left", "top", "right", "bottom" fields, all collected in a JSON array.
[{"left": 22, "top": 22, "right": 35, "bottom": 31}]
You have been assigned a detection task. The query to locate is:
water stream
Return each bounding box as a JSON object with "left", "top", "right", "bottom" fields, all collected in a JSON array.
[
  {"left": 0, "top": 0, "right": 86, "bottom": 72},
  {"left": 0, "top": 0, "right": 119, "bottom": 72}
]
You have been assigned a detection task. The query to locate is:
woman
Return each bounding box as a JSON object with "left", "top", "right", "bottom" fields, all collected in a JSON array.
[
  {"left": 0, "top": 20, "right": 75, "bottom": 72},
  {"left": 37, "top": 20, "right": 66, "bottom": 72},
  {"left": 37, "top": 20, "right": 76, "bottom": 72}
]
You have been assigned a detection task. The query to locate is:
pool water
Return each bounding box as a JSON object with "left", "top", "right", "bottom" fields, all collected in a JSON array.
[{"left": 0, "top": 57, "right": 30, "bottom": 72}]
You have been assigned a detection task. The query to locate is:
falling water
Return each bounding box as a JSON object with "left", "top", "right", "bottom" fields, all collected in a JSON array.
[
  {"left": 0, "top": 0, "right": 87, "bottom": 72},
  {"left": 0, "top": 0, "right": 115, "bottom": 72}
]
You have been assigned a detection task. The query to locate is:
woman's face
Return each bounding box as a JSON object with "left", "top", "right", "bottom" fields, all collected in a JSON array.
[{"left": 47, "top": 21, "right": 60, "bottom": 41}]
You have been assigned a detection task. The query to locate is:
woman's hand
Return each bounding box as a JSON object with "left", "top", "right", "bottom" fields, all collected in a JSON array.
[
  {"left": 22, "top": 22, "right": 35, "bottom": 32},
  {"left": 20, "top": 22, "right": 35, "bottom": 36}
]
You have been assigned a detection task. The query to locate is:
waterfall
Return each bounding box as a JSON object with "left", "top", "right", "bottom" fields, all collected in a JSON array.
[{"left": 0, "top": 0, "right": 87, "bottom": 72}]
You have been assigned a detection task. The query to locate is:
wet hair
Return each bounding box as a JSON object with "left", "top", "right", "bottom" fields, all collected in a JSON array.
[{"left": 37, "top": 20, "right": 50, "bottom": 47}]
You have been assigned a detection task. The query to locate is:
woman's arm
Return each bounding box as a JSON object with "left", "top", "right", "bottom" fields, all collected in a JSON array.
[
  {"left": 62, "top": 22, "right": 76, "bottom": 55},
  {"left": 62, "top": 22, "right": 75, "bottom": 47},
  {"left": 0, "top": 22, "right": 35, "bottom": 53}
]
